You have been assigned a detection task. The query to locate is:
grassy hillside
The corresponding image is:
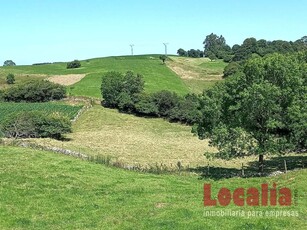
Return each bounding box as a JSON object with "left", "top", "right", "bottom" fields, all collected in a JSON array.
[
  {"left": 0, "top": 146, "right": 305, "bottom": 229},
  {"left": 0, "top": 55, "right": 228, "bottom": 98},
  {"left": 0, "top": 55, "right": 190, "bottom": 98},
  {"left": 32, "top": 105, "right": 216, "bottom": 168},
  {"left": 167, "top": 57, "right": 227, "bottom": 94}
]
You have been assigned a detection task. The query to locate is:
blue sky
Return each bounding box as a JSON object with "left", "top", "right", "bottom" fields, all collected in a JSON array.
[{"left": 0, "top": 0, "right": 306, "bottom": 65}]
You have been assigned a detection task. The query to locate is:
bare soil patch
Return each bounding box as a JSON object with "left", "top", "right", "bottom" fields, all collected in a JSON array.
[{"left": 47, "top": 74, "right": 86, "bottom": 86}]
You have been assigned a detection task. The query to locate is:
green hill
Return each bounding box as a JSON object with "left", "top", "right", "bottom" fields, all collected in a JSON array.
[
  {"left": 0, "top": 146, "right": 306, "bottom": 229},
  {"left": 0, "top": 55, "right": 191, "bottom": 98}
]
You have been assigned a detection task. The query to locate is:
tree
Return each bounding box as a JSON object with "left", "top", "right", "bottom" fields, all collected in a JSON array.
[
  {"left": 203, "top": 33, "right": 231, "bottom": 59},
  {"left": 101, "top": 71, "right": 144, "bottom": 110},
  {"left": 6, "top": 73, "right": 15, "bottom": 84},
  {"left": 3, "top": 60, "right": 16, "bottom": 66},
  {"left": 177, "top": 48, "right": 187, "bottom": 57},
  {"left": 67, "top": 60, "right": 81, "bottom": 69},
  {"left": 159, "top": 55, "right": 167, "bottom": 64},
  {"left": 194, "top": 52, "right": 307, "bottom": 172},
  {"left": 223, "top": 62, "right": 241, "bottom": 78}
]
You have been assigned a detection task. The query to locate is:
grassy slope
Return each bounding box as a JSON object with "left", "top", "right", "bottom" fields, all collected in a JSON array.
[
  {"left": 0, "top": 146, "right": 306, "bottom": 229},
  {"left": 167, "top": 57, "right": 227, "bottom": 94},
  {"left": 0, "top": 55, "right": 190, "bottom": 98},
  {"left": 33, "top": 105, "right": 216, "bottom": 167}
]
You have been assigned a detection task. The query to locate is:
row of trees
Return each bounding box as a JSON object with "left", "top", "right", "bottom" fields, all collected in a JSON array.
[
  {"left": 0, "top": 80, "right": 66, "bottom": 102},
  {"left": 0, "top": 80, "right": 71, "bottom": 140},
  {"left": 203, "top": 33, "right": 307, "bottom": 62},
  {"left": 177, "top": 49, "right": 204, "bottom": 58},
  {"left": 101, "top": 71, "right": 201, "bottom": 124},
  {"left": 193, "top": 51, "right": 307, "bottom": 171},
  {"left": 0, "top": 111, "right": 71, "bottom": 140}
]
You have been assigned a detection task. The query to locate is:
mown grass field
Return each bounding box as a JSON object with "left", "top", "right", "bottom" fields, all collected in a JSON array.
[
  {"left": 167, "top": 57, "right": 227, "bottom": 94},
  {"left": 0, "top": 102, "right": 82, "bottom": 120},
  {"left": 0, "top": 146, "right": 306, "bottom": 229}
]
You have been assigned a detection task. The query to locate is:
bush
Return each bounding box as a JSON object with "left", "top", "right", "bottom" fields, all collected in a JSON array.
[
  {"left": 6, "top": 73, "right": 15, "bottom": 84},
  {"left": 67, "top": 60, "right": 81, "bottom": 69},
  {"left": 223, "top": 62, "right": 241, "bottom": 78},
  {"left": 134, "top": 93, "right": 159, "bottom": 116},
  {"left": 3, "top": 60, "right": 16, "bottom": 66},
  {"left": 3, "top": 80, "right": 66, "bottom": 102},
  {"left": 169, "top": 94, "right": 201, "bottom": 124},
  {"left": 0, "top": 111, "right": 72, "bottom": 140},
  {"left": 101, "top": 71, "right": 144, "bottom": 109},
  {"left": 152, "top": 90, "right": 180, "bottom": 117}
]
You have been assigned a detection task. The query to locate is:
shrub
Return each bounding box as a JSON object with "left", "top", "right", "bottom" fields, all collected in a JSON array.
[
  {"left": 169, "top": 94, "right": 201, "bottom": 124},
  {"left": 67, "top": 60, "right": 81, "bottom": 69},
  {"left": 152, "top": 90, "right": 180, "bottom": 117},
  {"left": 3, "top": 80, "right": 66, "bottom": 102},
  {"left": 3, "top": 60, "right": 16, "bottom": 66},
  {"left": 0, "top": 111, "right": 72, "bottom": 140},
  {"left": 6, "top": 73, "right": 15, "bottom": 84},
  {"left": 223, "top": 62, "right": 241, "bottom": 78},
  {"left": 134, "top": 93, "right": 159, "bottom": 116},
  {"left": 101, "top": 71, "right": 144, "bottom": 109}
]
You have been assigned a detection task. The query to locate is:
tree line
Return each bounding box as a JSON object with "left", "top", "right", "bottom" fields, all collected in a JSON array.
[{"left": 177, "top": 33, "right": 307, "bottom": 62}]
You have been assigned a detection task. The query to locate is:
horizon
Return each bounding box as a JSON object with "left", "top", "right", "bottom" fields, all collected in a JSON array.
[{"left": 1, "top": 0, "right": 306, "bottom": 65}]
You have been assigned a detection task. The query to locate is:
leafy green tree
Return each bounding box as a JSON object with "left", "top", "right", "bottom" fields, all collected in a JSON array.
[
  {"left": 203, "top": 33, "right": 231, "bottom": 59},
  {"left": 223, "top": 62, "right": 241, "bottom": 78},
  {"left": 6, "top": 73, "right": 15, "bottom": 84},
  {"left": 194, "top": 52, "right": 307, "bottom": 172},
  {"left": 67, "top": 60, "right": 81, "bottom": 69},
  {"left": 177, "top": 48, "right": 187, "bottom": 56},
  {"left": 101, "top": 71, "right": 144, "bottom": 109},
  {"left": 3, "top": 60, "right": 16, "bottom": 66},
  {"left": 152, "top": 90, "right": 180, "bottom": 117}
]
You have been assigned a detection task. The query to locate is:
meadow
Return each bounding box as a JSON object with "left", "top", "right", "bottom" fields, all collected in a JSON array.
[
  {"left": 0, "top": 55, "right": 306, "bottom": 229},
  {"left": 0, "top": 146, "right": 306, "bottom": 229}
]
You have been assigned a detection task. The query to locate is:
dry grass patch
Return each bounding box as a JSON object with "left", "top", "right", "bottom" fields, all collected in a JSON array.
[
  {"left": 166, "top": 57, "right": 228, "bottom": 94},
  {"left": 31, "top": 105, "right": 283, "bottom": 170},
  {"left": 47, "top": 74, "right": 86, "bottom": 86}
]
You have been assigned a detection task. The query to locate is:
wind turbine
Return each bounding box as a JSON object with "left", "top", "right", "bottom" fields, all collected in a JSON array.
[
  {"left": 130, "top": 44, "right": 134, "bottom": 56},
  {"left": 163, "top": 42, "right": 169, "bottom": 55}
]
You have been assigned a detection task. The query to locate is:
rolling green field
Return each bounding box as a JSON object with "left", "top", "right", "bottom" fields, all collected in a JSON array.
[
  {"left": 0, "top": 55, "right": 191, "bottom": 98},
  {"left": 0, "top": 147, "right": 306, "bottom": 229},
  {"left": 0, "top": 102, "right": 83, "bottom": 120}
]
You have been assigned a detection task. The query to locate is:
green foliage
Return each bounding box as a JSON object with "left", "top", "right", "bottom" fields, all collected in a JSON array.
[
  {"left": 223, "top": 62, "right": 241, "bottom": 78},
  {"left": 152, "top": 90, "right": 180, "bottom": 117},
  {"left": 134, "top": 93, "right": 159, "bottom": 116},
  {"left": 203, "top": 33, "right": 232, "bottom": 59},
  {"left": 194, "top": 52, "right": 307, "bottom": 160},
  {"left": 0, "top": 111, "right": 71, "bottom": 139},
  {"left": 2, "top": 80, "right": 66, "bottom": 102},
  {"left": 67, "top": 60, "right": 81, "bottom": 69},
  {"left": 6, "top": 73, "right": 15, "bottom": 84},
  {"left": 101, "top": 71, "right": 144, "bottom": 108},
  {"left": 169, "top": 94, "right": 201, "bottom": 124},
  {"left": 177, "top": 48, "right": 187, "bottom": 56},
  {"left": 159, "top": 55, "right": 167, "bottom": 64},
  {"left": 3, "top": 60, "right": 16, "bottom": 66}
]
